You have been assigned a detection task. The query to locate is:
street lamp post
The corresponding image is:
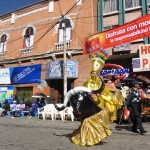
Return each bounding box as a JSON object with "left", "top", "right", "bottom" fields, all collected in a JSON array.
[
  {"left": 59, "top": 17, "right": 71, "bottom": 100},
  {"left": 63, "top": 19, "right": 67, "bottom": 99}
]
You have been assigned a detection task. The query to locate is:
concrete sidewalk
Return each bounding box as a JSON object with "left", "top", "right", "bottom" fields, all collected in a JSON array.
[{"left": 0, "top": 117, "right": 149, "bottom": 150}]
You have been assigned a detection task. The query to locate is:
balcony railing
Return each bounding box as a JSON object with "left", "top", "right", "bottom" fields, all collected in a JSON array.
[
  {"left": 55, "top": 41, "right": 70, "bottom": 50},
  {"left": 21, "top": 46, "right": 34, "bottom": 55},
  {"left": 0, "top": 51, "right": 6, "bottom": 59}
]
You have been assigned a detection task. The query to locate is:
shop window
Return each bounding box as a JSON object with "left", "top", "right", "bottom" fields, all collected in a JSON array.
[
  {"left": 104, "top": 0, "right": 118, "bottom": 14},
  {"left": 0, "top": 34, "right": 7, "bottom": 54},
  {"left": 16, "top": 87, "right": 33, "bottom": 103},
  {"left": 22, "top": 27, "right": 34, "bottom": 55},
  {"left": 125, "top": 0, "right": 141, "bottom": 9}
]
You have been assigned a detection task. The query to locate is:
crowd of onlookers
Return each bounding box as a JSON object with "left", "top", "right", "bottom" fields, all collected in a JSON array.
[{"left": 0, "top": 96, "right": 46, "bottom": 119}]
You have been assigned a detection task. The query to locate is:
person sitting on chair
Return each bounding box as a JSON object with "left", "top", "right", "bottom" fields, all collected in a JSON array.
[{"left": 28, "top": 100, "right": 38, "bottom": 119}]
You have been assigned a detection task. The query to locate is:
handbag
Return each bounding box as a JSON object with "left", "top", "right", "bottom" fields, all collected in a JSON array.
[{"left": 123, "top": 108, "right": 130, "bottom": 120}]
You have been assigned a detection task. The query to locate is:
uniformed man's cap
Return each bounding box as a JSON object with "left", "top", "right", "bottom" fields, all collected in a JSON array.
[{"left": 132, "top": 80, "right": 139, "bottom": 86}]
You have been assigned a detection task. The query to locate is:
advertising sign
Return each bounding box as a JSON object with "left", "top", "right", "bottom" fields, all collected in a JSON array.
[
  {"left": 132, "top": 58, "right": 142, "bottom": 72},
  {"left": 46, "top": 60, "right": 78, "bottom": 79},
  {"left": 11, "top": 64, "right": 41, "bottom": 84},
  {"left": 101, "top": 63, "right": 129, "bottom": 79},
  {"left": 132, "top": 45, "right": 150, "bottom": 72},
  {"left": 0, "top": 68, "right": 12, "bottom": 84},
  {"left": 83, "top": 14, "right": 150, "bottom": 54},
  {"left": 0, "top": 86, "right": 14, "bottom": 103},
  {"left": 139, "top": 45, "right": 150, "bottom": 70}
]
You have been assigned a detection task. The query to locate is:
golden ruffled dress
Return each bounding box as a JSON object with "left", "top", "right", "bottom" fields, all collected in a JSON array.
[{"left": 71, "top": 76, "right": 124, "bottom": 146}]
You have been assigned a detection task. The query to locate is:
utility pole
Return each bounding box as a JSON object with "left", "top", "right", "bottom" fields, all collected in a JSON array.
[{"left": 63, "top": 18, "right": 67, "bottom": 100}]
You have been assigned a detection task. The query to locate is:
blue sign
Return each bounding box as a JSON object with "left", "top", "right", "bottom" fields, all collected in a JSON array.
[
  {"left": 11, "top": 64, "right": 41, "bottom": 84},
  {"left": 46, "top": 60, "right": 78, "bottom": 79},
  {"left": 100, "top": 68, "right": 129, "bottom": 76}
]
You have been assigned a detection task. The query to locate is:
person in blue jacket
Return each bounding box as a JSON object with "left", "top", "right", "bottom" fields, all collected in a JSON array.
[{"left": 28, "top": 100, "right": 38, "bottom": 119}]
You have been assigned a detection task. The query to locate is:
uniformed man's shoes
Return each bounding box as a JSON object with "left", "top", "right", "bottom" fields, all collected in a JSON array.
[
  {"left": 132, "top": 129, "right": 139, "bottom": 133},
  {"left": 140, "top": 129, "right": 147, "bottom": 135}
]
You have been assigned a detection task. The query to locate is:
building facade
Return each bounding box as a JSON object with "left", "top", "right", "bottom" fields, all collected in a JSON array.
[
  {"left": 0, "top": 0, "right": 150, "bottom": 103},
  {"left": 98, "top": 0, "right": 150, "bottom": 82},
  {"left": 0, "top": 0, "right": 98, "bottom": 102}
]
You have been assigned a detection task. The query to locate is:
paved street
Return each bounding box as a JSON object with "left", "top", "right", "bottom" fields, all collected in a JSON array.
[{"left": 0, "top": 117, "right": 150, "bottom": 150}]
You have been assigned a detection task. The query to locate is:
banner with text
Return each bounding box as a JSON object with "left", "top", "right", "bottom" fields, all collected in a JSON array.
[
  {"left": 11, "top": 64, "right": 41, "bottom": 84},
  {"left": 83, "top": 14, "right": 150, "bottom": 54}
]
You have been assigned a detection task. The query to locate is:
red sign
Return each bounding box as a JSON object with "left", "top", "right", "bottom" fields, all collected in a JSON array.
[{"left": 83, "top": 14, "right": 150, "bottom": 54}]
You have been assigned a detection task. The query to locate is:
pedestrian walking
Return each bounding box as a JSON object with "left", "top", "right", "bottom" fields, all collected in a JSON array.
[{"left": 126, "top": 80, "right": 147, "bottom": 134}]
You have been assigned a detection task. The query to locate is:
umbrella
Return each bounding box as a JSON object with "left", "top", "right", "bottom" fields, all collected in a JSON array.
[
  {"left": 136, "top": 75, "right": 150, "bottom": 84},
  {"left": 32, "top": 92, "right": 47, "bottom": 98},
  {"left": 123, "top": 77, "right": 138, "bottom": 88},
  {"left": 123, "top": 77, "right": 137, "bottom": 82}
]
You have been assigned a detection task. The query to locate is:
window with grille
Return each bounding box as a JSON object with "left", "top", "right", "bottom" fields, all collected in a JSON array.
[
  {"left": 125, "top": 0, "right": 141, "bottom": 9},
  {"left": 104, "top": 0, "right": 118, "bottom": 14},
  {"left": 22, "top": 27, "right": 34, "bottom": 55},
  {"left": 56, "top": 18, "right": 72, "bottom": 50},
  {"left": 23, "top": 27, "right": 34, "bottom": 49},
  {"left": 0, "top": 34, "right": 7, "bottom": 54},
  {"left": 58, "top": 19, "right": 72, "bottom": 42}
]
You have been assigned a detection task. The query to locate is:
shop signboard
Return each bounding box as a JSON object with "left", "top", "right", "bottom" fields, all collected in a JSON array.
[
  {"left": 83, "top": 14, "right": 150, "bottom": 54},
  {"left": 0, "top": 86, "right": 14, "bottom": 103},
  {"left": 132, "top": 45, "right": 150, "bottom": 72},
  {"left": 11, "top": 64, "right": 42, "bottom": 84},
  {"left": 113, "top": 42, "right": 131, "bottom": 52},
  {"left": 100, "top": 63, "right": 129, "bottom": 79},
  {"left": 46, "top": 60, "right": 78, "bottom": 79},
  {"left": 139, "top": 45, "right": 150, "bottom": 70}
]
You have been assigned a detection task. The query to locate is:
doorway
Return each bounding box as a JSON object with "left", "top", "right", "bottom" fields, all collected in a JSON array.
[{"left": 48, "top": 79, "right": 74, "bottom": 103}]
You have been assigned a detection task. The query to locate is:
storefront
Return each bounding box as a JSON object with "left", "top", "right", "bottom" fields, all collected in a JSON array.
[
  {"left": 0, "top": 64, "right": 42, "bottom": 102},
  {"left": 45, "top": 60, "right": 78, "bottom": 103}
]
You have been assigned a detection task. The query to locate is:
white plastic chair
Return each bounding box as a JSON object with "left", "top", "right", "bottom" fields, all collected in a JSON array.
[
  {"left": 54, "top": 103, "right": 65, "bottom": 121},
  {"left": 64, "top": 106, "right": 74, "bottom": 121},
  {"left": 38, "top": 104, "right": 55, "bottom": 121},
  {"left": 37, "top": 107, "right": 44, "bottom": 119}
]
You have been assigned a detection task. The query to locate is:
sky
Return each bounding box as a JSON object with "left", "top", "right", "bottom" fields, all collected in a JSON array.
[{"left": 0, "top": 0, "right": 41, "bottom": 16}]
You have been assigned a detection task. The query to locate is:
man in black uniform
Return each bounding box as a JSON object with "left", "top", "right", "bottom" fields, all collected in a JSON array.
[{"left": 126, "top": 80, "right": 147, "bottom": 134}]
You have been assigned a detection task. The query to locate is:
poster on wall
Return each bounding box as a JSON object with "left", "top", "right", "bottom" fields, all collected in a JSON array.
[
  {"left": 11, "top": 64, "right": 42, "bottom": 84},
  {"left": 46, "top": 60, "right": 78, "bottom": 79},
  {"left": 0, "top": 68, "right": 12, "bottom": 84},
  {"left": 83, "top": 14, "right": 150, "bottom": 54},
  {"left": 0, "top": 86, "right": 14, "bottom": 103}
]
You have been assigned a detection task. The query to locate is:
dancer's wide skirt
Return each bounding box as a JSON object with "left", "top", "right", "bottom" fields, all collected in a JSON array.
[{"left": 71, "top": 108, "right": 112, "bottom": 146}]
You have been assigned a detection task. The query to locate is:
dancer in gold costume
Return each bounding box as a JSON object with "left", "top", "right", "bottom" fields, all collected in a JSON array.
[{"left": 56, "top": 50, "right": 124, "bottom": 146}]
